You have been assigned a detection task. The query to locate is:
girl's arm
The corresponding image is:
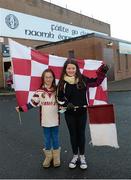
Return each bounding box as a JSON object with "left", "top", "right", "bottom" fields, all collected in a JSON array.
[
  {"left": 15, "top": 103, "right": 34, "bottom": 112},
  {"left": 15, "top": 92, "right": 41, "bottom": 112},
  {"left": 57, "top": 84, "right": 69, "bottom": 107},
  {"left": 57, "top": 89, "right": 67, "bottom": 106},
  {"left": 85, "top": 64, "right": 109, "bottom": 87}
]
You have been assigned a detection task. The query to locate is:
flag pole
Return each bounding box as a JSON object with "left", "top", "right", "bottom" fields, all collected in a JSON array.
[{"left": 18, "top": 111, "right": 22, "bottom": 125}]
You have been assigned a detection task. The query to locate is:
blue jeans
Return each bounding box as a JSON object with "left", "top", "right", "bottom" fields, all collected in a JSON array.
[{"left": 43, "top": 126, "right": 59, "bottom": 150}]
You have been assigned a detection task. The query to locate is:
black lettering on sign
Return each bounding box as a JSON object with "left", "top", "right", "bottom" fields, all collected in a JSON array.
[
  {"left": 51, "top": 24, "right": 69, "bottom": 33},
  {"left": 25, "top": 29, "right": 55, "bottom": 39}
]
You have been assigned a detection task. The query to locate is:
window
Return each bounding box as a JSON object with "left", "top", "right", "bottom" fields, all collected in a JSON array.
[
  {"left": 68, "top": 50, "right": 75, "bottom": 58},
  {"left": 116, "top": 49, "right": 121, "bottom": 71}
]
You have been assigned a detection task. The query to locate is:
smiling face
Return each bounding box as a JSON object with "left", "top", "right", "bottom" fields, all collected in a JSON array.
[
  {"left": 44, "top": 72, "right": 54, "bottom": 88},
  {"left": 66, "top": 63, "right": 77, "bottom": 77}
]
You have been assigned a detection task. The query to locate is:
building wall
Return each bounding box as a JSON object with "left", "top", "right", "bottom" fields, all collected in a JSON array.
[
  {"left": 38, "top": 37, "right": 96, "bottom": 59},
  {"left": 38, "top": 35, "right": 131, "bottom": 81},
  {"left": 0, "top": 0, "right": 110, "bottom": 37},
  {"left": 0, "top": 0, "right": 111, "bottom": 87},
  {"left": 37, "top": 36, "right": 114, "bottom": 80},
  {"left": 2, "top": 1, "right": 131, "bottom": 84},
  {"left": 114, "top": 47, "right": 131, "bottom": 80}
]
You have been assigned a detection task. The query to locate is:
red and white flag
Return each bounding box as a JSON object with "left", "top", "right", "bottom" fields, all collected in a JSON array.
[
  {"left": 9, "top": 39, "right": 119, "bottom": 148},
  {"left": 88, "top": 104, "right": 119, "bottom": 148}
]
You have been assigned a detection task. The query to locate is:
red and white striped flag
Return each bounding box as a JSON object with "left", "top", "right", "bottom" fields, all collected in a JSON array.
[{"left": 9, "top": 39, "right": 119, "bottom": 148}]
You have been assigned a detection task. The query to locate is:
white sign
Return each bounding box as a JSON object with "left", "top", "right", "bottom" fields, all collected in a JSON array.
[
  {"left": 0, "top": 8, "right": 108, "bottom": 42},
  {"left": 119, "top": 42, "right": 131, "bottom": 54}
]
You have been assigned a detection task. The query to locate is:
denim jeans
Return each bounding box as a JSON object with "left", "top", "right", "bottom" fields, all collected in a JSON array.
[{"left": 43, "top": 126, "right": 59, "bottom": 150}]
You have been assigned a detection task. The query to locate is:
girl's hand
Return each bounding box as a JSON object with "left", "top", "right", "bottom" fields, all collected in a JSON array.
[
  {"left": 58, "top": 106, "right": 66, "bottom": 113},
  {"left": 67, "top": 103, "right": 75, "bottom": 110},
  {"left": 59, "top": 106, "right": 64, "bottom": 110},
  {"left": 102, "top": 64, "right": 109, "bottom": 73},
  {"left": 15, "top": 106, "right": 20, "bottom": 112}
]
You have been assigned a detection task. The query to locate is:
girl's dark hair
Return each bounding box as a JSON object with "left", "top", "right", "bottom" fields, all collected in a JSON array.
[
  {"left": 58, "top": 58, "right": 85, "bottom": 90},
  {"left": 41, "top": 69, "right": 56, "bottom": 90}
]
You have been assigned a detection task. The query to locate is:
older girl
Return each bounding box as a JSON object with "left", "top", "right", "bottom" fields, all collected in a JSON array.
[{"left": 57, "top": 59, "right": 108, "bottom": 169}]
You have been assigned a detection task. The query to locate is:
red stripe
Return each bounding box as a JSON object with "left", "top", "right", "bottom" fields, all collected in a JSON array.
[
  {"left": 12, "top": 58, "right": 31, "bottom": 75},
  {"left": 88, "top": 104, "right": 115, "bottom": 124},
  {"left": 31, "top": 49, "right": 49, "bottom": 64},
  {"left": 76, "top": 59, "right": 84, "bottom": 69},
  {"left": 83, "top": 69, "right": 97, "bottom": 78},
  {"left": 21, "top": 104, "right": 28, "bottom": 112},
  {"left": 95, "top": 86, "right": 108, "bottom": 102},
  {"left": 48, "top": 66, "right": 62, "bottom": 79},
  {"left": 30, "top": 77, "right": 42, "bottom": 91},
  {"left": 16, "top": 91, "right": 29, "bottom": 106}
]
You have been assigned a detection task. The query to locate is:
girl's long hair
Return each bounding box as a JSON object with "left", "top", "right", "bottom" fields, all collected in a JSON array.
[
  {"left": 41, "top": 69, "right": 56, "bottom": 91},
  {"left": 58, "top": 58, "right": 85, "bottom": 90}
]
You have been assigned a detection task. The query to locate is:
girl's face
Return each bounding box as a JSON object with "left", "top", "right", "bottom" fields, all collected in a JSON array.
[
  {"left": 66, "top": 64, "right": 77, "bottom": 77},
  {"left": 44, "top": 72, "right": 54, "bottom": 87}
]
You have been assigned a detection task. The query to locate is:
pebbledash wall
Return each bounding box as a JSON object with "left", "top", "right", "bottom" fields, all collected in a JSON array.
[{"left": 0, "top": 0, "right": 130, "bottom": 87}]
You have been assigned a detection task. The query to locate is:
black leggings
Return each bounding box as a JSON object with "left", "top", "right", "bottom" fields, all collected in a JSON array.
[{"left": 65, "top": 110, "right": 87, "bottom": 155}]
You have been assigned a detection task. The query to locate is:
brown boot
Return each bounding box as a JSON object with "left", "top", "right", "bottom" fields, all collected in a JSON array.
[
  {"left": 52, "top": 148, "right": 60, "bottom": 167},
  {"left": 42, "top": 149, "right": 52, "bottom": 168}
]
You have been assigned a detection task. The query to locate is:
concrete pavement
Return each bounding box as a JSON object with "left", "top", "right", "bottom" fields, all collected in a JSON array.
[
  {"left": 0, "top": 91, "right": 131, "bottom": 179},
  {"left": 108, "top": 77, "right": 131, "bottom": 91}
]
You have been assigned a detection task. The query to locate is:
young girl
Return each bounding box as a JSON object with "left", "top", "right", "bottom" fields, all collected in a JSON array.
[
  {"left": 57, "top": 59, "right": 108, "bottom": 170},
  {"left": 16, "top": 69, "right": 60, "bottom": 168}
]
